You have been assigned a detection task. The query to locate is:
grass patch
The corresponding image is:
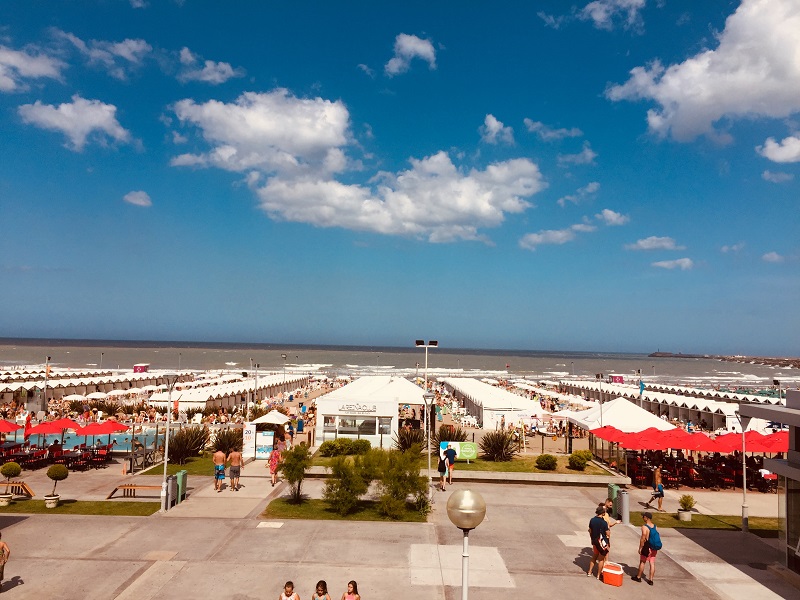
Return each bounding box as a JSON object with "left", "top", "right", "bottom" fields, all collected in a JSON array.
[
  {"left": 311, "top": 454, "right": 607, "bottom": 476},
  {"left": 0, "top": 499, "right": 159, "bottom": 516},
  {"left": 262, "top": 498, "right": 427, "bottom": 522},
  {"left": 140, "top": 455, "right": 214, "bottom": 477},
  {"left": 630, "top": 512, "right": 780, "bottom": 537}
]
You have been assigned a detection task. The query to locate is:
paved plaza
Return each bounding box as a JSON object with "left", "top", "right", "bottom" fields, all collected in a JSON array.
[{"left": 0, "top": 465, "right": 796, "bottom": 600}]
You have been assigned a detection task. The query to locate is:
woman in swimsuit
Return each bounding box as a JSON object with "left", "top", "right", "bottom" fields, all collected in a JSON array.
[
  {"left": 268, "top": 447, "right": 282, "bottom": 487},
  {"left": 340, "top": 580, "right": 360, "bottom": 600},
  {"left": 312, "top": 580, "right": 331, "bottom": 600}
]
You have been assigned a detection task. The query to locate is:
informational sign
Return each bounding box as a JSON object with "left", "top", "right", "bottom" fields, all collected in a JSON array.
[
  {"left": 439, "top": 441, "right": 478, "bottom": 462},
  {"left": 255, "top": 430, "right": 275, "bottom": 460},
  {"left": 242, "top": 423, "right": 256, "bottom": 459}
]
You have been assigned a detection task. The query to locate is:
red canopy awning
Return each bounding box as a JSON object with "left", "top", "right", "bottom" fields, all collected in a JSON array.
[
  {"left": 590, "top": 425, "right": 626, "bottom": 443},
  {"left": 26, "top": 421, "right": 66, "bottom": 436},
  {"left": 0, "top": 420, "right": 21, "bottom": 433},
  {"left": 75, "top": 421, "right": 130, "bottom": 436},
  {"left": 761, "top": 431, "right": 788, "bottom": 453}
]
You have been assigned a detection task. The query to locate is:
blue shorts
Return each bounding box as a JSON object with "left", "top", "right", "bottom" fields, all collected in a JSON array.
[{"left": 214, "top": 465, "right": 225, "bottom": 480}]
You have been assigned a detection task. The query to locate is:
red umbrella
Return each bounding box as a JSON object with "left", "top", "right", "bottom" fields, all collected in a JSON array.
[
  {"left": 0, "top": 420, "right": 21, "bottom": 433},
  {"left": 761, "top": 431, "right": 788, "bottom": 453},
  {"left": 714, "top": 430, "right": 766, "bottom": 453},
  {"left": 75, "top": 421, "right": 130, "bottom": 436},
  {"left": 685, "top": 432, "right": 719, "bottom": 453},
  {"left": 50, "top": 417, "right": 81, "bottom": 431},
  {"left": 590, "top": 425, "right": 625, "bottom": 443},
  {"left": 26, "top": 421, "right": 65, "bottom": 436},
  {"left": 618, "top": 429, "right": 671, "bottom": 451},
  {"left": 659, "top": 428, "right": 694, "bottom": 449}
]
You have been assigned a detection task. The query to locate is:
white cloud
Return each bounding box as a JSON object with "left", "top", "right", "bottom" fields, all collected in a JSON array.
[
  {"left": 580, "top": 0, "right": 646, "bottom": 31},
  {"left": 721, "top": 242, "right": 745, "bottom": 253},
  {"left": 171, "top": 89, "right": 351, "bottom": 176},
  {"left": 524, "top": 118, "right": 583, "bottom": 141},
  {"left": 762, "top": 251, "right": 784, "bottom": 263},
  {"left": 652, "top": 258, "right": 694, "bottom": 270},
  {"left": 538, "top": 12, "right": 567, "bottom": 30},
  {"left": 761, "top": 169, "right": 794, "bottom": 182},
  {"left": 557, "top": 142, "right": 597, "bottom": 166},
  {"left": 0, "top": 44, "right": 65, "bottom": 92},
  {"left": 123, "top": 190, "right": 151, "bottom": 207},
  {"left": 130, "top": 0, "right": 147, "bottom": 7},
  {"left": 596, "top": 208, "right": 629, "bottom": 226},
  {"left": 480, "top": 114, "right": 514, "bottom": 145},
  {"left": 625, "top": 236, "right": 684, "bottom": 251},
  {"left": 172, "top": 131, "right": 187, "bottom": 144},
  {"left": 519, "top": 221, "right": 597, "bottom": 250},
  {"left": 757, "top": 135, "right": 800, "bottom": 163},
  {"left": 258, "top": 152, "right": 546, "bottom": 243},
  {"left": 18, "top": 94, "right": 131, "bottom": 151},
  {"left": 56, "top": 30, "right": 151, "bottom": 80},
  {"left": 607, "top": 0, "right": 800, "bottom": 141},
  {"left": 558, "top": 181, "right": 599, "bottom": 207},
  {"left": 384, "top": 34, "right": 436, "bottom": 76},
  {"left": 357, "top": 63, "right": 374, "bottom": 78},
  {"left": 177, "top": 47, "right": 244, "bottom": 85}
]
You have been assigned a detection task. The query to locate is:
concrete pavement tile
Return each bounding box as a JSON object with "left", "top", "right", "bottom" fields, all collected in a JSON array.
[{"left": 115, "top": 560, "right": 186, "bottom": 600}]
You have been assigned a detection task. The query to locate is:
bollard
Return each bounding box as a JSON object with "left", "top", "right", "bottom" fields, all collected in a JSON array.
[{"left": 619, "top": 490, "right": 630, "bottom": 525}]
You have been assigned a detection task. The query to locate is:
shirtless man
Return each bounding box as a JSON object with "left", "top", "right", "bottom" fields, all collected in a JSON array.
[
  {"left": 227, "top": 448, "right": 244, "bottom": 492},
  {"left": 0, "top": 531, "right": 10, "bottom": 592},
  {"left": 213, "top": 449, "right": 226, "bottom": 492}
]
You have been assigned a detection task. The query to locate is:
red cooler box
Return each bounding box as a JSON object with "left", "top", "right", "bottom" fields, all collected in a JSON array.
[{"left": 602, "top": 562, "right": 624, "bottom": 587}]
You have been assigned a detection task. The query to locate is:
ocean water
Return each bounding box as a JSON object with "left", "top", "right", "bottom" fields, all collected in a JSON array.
[{"left": 0, "top": 338, "right": 796, "bottom": 388}]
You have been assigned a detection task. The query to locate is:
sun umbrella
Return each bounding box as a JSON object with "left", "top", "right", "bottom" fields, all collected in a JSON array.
[
  {"left": 618, "top": 428, "right": 671, "bottom": 451},
  {"left": 761, "top": 431, "right": 788, "bottom": 453},
  {"left": 86, "top": 391, "right": 108, "bottom": 400},
  {"left": 62, "top": 394, "right": 87, "bottom": 401},
  {"left": 590, "top": 425, "right": 626, "bottom": 443},
  {"left": 714, "top": 430, "right": 765, "bottom": 453},
  {"left": 75, "top": 421, "right": 130, "bottom": 436},
  {"left": 251, "top": 410, "right": 290, "bottom": 425},
  {"left": 0, "top": 420, "right": 21, "bottom": 433},
  {"left": 107, "top": 389, "right": 129, "bottom": 397},
  {"left": 26, "top": 421, "right": 65, "bottom": 436}
]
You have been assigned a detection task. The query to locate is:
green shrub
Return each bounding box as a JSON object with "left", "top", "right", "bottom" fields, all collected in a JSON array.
[
  {"left": 46, "top": 464, "right": 69, "bottom": 496},
  {"left": 435, "top": 425, "right": 468, "bottom": 445},
  {"left": 375, "top": 449, "right": 426, "bottom": 520},
  {"left": 568, "top": 452, "right": 588, "bottom": 471},
  {"left": 319, "top": 438, "right": 358, "bottom": 457},
  {"left": 351, "top": 439, "right": 372, "bottom": 455},
  {"left": 392, "top": 428, "right": 425, "bottom": 453},
  {"left": 574, "top": 450, "right": 593, "bottom": 462},
  {"left": 536, "top": 454, "right": 558, "bottom": 471},
  {"left": 323, "top": 456, "right": 369, "bottom": 515},
  {"left": 212, "top": 428, "right": 243, "bottom": 454},
  {"left": 679, "top": 494, "right": 696, "bottom": 511},
  {"left": 1, "top": 462, "right": 21, "bottom": 494},
  {"left": 281, "top": 444, "right": 312, "bottom": 502},
  {"left": 479, "top": 431, "right": 518, "bottom": 462},
  {"left": 168, "top": 426, "right": 209, "bottom": 465}
]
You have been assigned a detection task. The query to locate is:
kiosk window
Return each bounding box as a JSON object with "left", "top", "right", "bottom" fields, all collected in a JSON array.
[
  {"left": 338, "top": 417, "right": 358, "bottom": 434},
  {"left": 357, "top": 417, "right": 377, "bottom": 435},
  {"left": 378, "top": 417, "right": 392, "bottom": 434},
  {"left": 323, "top": 416, "right": 337, "bottom": 430}
]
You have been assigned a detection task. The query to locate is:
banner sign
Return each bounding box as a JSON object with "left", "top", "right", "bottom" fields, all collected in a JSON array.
[
  {"left": 439, "top": 441, "right": 478, "bottom": 461},
  {"left": 255, "top": 430, "right": 275, "bottom": 459},
  {"left": 242, "top": 423, "right": 256, "bottom": 459}
]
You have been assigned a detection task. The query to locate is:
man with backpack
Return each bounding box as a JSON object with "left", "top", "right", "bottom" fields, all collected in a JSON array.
[{"left": 632, "top": 512, "right": 662, "bottom": 585}]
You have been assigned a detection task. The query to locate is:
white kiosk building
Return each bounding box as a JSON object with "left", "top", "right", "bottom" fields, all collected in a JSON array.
[{"left": 315, "top": 376, "right": 426, "bottom": 448}]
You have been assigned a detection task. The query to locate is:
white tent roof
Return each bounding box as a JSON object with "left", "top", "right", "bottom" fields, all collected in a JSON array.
[
  {"left": 318, "top": 375, "right": 426, "bottom": 406},
  {"left": 569, "top": 397, "right": 676, "bottom": 432},
  {"left": 442, "top": 377, "right": 548, "bottom": 417}
]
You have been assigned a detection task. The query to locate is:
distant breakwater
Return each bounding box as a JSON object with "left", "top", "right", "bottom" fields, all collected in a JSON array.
[{"left": 650, "top": 352, "right": 798, "bottom": 370}]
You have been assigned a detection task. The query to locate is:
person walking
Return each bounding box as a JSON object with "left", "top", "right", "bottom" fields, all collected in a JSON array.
[
  {"left": 444, "top": 443, "right": 458, "bottom": 485},
  {"left": 0, "top": 531, "right": 9, "bottom": 592},
  {"left": 600, "top": 499, "right": 622, "bottom": 557},
  {"left": 312, "top": 580, "right": 331, "bottom": 600},
  {"left": 437, "top": 451, "right": 448, "bottom": 491},
  {"left": 212, "top": 448, "right": 226, "bottom": 492},
  {"left": 268, "top": 446, "right": 282, "bottom": 487},
  {"left": 340, "top": 580, "right": 360, "bottom": 600},
  {"left": 646, "top": 465, "right": 665, "bottom": 511},
  {"left": 631, "top": 512, "right": 662, "bottom": 585},
  {"left": 227, "top": 447, "right": 243, "bottom": 492},
  {"left": 587, "top": 505, "right": 610, "bottom": 579}
]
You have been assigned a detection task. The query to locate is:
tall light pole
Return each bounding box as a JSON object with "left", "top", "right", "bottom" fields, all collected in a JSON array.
[
  {"left": 42, "top": 355, "right": 51, "bottom": 414},
  {"left": 416, "top": 340, "right": 438, "bottom": 501},
  {"left": 281, "top": 354, "right": 287, "bottom": 388},
  {"left": 254, "top": 363, "right": 260, "bottom": 419},
  {"left": 571, "top": 361, "right": 574, "bottom": 377},
  {"left": 651, "top": 365, "right": 655, "bottom": 376},
  {"left": 100, "top": 352, "right": 104, "bottom": 370},
  {"left": 447, "top": 490, "right": 487, "bottom": 600},
  {"left": 774, "top": 379, "right": 781, "bottom": 403},
  {"left": 415, "top": 340, "right": 438, "bottom": 392},
  {"left": 161, "top": 372, "right": 179, "bottom": 512},
  {"left": 596, "top": 373, "right": 604, "bottom": 427},
  {"left": 735, "top": 411, "right": 751, "bottom": 532},
  {"left": 178, "top": 352, "right": 182, "bottom": 372}
]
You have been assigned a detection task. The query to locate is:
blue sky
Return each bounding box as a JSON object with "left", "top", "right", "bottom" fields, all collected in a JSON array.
[{"left": 0, "top": 0, "right": 798, "bottom": 355}]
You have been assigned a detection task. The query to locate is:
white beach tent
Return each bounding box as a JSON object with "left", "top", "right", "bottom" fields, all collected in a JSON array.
[
  {"left": 442, "top": 377, "right": 548, "bottom": 430},
  {"left": 568, "top": 397, "right": 676, "bottom": 432},
  {"left": 252, "top": 410, "right": 290, "bottom": 425}
]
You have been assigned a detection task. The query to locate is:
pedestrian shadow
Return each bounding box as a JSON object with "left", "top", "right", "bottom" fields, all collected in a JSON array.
[{"left": 1, "top": 576, "right": 23, "bottom": 592}]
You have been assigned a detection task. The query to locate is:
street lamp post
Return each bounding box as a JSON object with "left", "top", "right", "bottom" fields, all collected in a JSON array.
[
  {"left": 253, "top": 363, "right": 260, "bottom": 420},
  {"left": 281, "top": 354, "right": 287, "bottom": 384},
  {"left": 43, "top": 356, "right": 51, "bottom": 413},
  {"left": 447, "top": 490, "right": 487, "bottom": 600},
  {"left": 735, "top": 411, "right": 751, "bottom": 533},
  {"left": 100, "top": 352, "right": 104, "bottom": 370},
  {"left": 178, "top": 352, "right": 182, "bottom": 371},
  {"left": 422, "top": 391, "right": 434, "bottom": 502},
  {"left": 161, "top": 372, "right": 179, "bottom": 512},
  {"left": 596, "top": 373, "right": 604, "bottom": 427},
  {"left": 571, "top": 361, "right": 574, "bottom": 377}
]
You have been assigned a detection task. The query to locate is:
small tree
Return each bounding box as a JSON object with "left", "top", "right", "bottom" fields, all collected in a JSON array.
[
  {"left": 1, "top": 462, "right": 21, "bottom": 494},
  {"left": 167, "top": 426, "right": 209, "bottom": 465},
  {"left": 479, "top": 431, "right": 518, "bottom": 461},
  {"left": 376, "top": 449, "right": 426, "bottom": 520},
  {"left": 568, "top": 452, "right": 588, "bottom": 471},
  {"left": 46, "top": 464, "right": 69, "bottom": 496},
  {"left": 211, "top": 428, "right": 243, "bottom": 455},
  {"left": 323, "top": 456, "right": 369, "bottom": 515},
  {"left": 535, "top": 454, "right": 558, "bottom": 471},
  {"left": 679, "top": 494, "right": 696, "bottom": 511},
  {"left": 280, "top": 444, "right": 312, "bottom": 503},
  {"left": 392, "top": 428, "right": 425, "bottom": 453}
]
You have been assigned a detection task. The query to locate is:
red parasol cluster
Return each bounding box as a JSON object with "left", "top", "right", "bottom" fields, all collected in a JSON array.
[{"left": 591, "top": 426, "right": 787, "bottom": 453}]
